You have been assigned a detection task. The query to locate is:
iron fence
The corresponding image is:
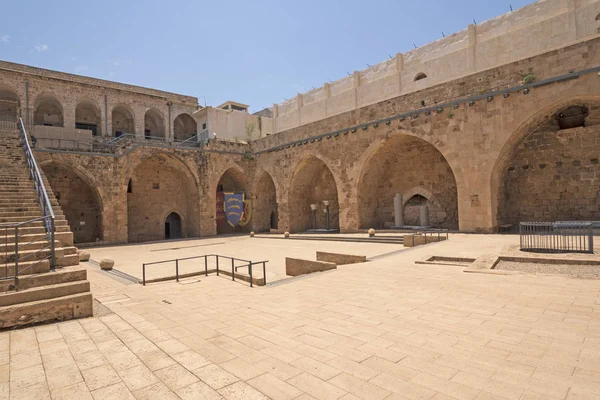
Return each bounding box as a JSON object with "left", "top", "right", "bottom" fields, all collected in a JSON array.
[
  {"left": 142, "top": 254, "right": 268, "bottom": 287},
  {"left": 519, "top": 221, "right": 594, "bottom": 254}
]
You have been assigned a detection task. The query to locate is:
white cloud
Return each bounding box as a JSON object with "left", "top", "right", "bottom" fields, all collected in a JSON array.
[
  {"left": 1, "top": 35, "right": 9, "bottom": 43},
  {"left": 34, "top": 43, "right": 49, "bottom": 52},
  {"left": 74, "top": 65, "right": 89, "bottom": 73},
  {"left": 70, "top": 57, "right": 77, "bottom": 61}
]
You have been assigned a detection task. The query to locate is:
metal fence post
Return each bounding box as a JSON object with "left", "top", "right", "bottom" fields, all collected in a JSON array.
[
  {"left": 249, "top": 262, "right": 253, "bottom": 288},
  {"left": 263, "top": 262, "right": 266, "bottom": 286},
  {"left": 14, "top": 226, "right": 19, "bottom": 286},
  {"left": 231, "top": 258, "right": 235, "bottom": 281},
  {"left": 142, "top": 264, "right": 146, "bottom": 286},
  {"left": 205, "top": 256, "right": 208, "bottom": 276},
  {"left": 176, "top": 259, "right": 179, "bottom": 282},
  {"left": 216, "top": 256, "right": 219, "bottom": 276}
]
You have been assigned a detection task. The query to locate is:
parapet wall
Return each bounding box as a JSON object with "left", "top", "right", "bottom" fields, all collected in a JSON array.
[{"left": 271, "top": 0, "right": 600, "bottom": 133}]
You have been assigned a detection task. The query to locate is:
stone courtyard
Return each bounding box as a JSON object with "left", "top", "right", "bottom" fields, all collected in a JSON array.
[{"left": 2, "top": 234, "right": 600, "bottom": 400}]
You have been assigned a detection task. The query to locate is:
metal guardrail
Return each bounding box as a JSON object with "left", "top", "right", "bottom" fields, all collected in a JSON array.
[
  {"left": 142, "top": 254, "right": 268, "bottom": 287},
  {"left": 18, "top": 118, "right": 56, "bottom": 268},
  {"left": 520, "top": 221, "right": 594, "bottom": 254},
  {"left": 413, "top": 228, "right": 449, "bottom": 240}
]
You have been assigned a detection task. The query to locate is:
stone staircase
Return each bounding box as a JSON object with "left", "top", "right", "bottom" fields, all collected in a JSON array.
[{"left": 0, "top": 129, "right": 92, "bottom": 329}]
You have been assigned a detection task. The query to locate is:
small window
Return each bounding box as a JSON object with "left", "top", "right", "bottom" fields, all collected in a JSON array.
[
  {"left": 415, "top": 72, "right": 427, "bottom": 81},
  {"left": 127, "top": 179, "right": 132, "bottom": 193},
  {"left": 202, "top": 123, "right": 207, "bottom": 130}
]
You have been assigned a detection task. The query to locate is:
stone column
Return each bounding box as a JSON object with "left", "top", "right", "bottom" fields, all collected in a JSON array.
[
  {"left": 394, "top": 193, "right": 403, "bottom": 227},
  {"left": 420, "top": 205, "right": 429, "bottom": 227}
]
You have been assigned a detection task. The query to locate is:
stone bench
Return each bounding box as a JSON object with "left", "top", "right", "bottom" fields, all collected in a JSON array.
[{"left": 403, "top": 234, "right": 447, "bottom": 247}]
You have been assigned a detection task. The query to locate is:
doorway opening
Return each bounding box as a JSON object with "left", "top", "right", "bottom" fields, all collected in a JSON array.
[{"left": 165, "top": 212, "right": 182, "bottom": 239}]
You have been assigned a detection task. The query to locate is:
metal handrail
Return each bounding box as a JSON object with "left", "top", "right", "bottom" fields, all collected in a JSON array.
[
  {"left": 176, "top": 134, "right": 199, "bottom": 147},
  {"left": 141, "top": 254, "right": 268, "bottom": 287},
  {"left": 17, "top": 118, "right": 55, "bottom": 268}
]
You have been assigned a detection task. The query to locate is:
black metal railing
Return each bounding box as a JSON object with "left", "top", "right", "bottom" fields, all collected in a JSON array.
[
  {"left": 414, "top": 228, "right": 449, "bottom": 240},
  {"left": 520, "top": 221, "right": 594, "bottom": 254},
  {"left": 18, "top": 118, "right": 56, "bottom": 267},
  {"left": 141, "top": 254, "right": 268, "bottom": 287},
  {"left": 0, "top": 112, "right": 17, "bottom": 130}
]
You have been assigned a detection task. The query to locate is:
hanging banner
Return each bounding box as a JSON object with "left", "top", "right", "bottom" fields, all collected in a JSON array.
[{"left": 224, "top": 192, "right": 244, "bottom": 227}]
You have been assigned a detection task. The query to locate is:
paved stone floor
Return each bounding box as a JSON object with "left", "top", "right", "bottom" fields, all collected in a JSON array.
[{"left": 3, "top": 234, "right": 600, "bottom": 400}]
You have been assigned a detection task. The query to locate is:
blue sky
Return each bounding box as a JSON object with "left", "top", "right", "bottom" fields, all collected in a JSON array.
[{"left": 0, "top": 0, "right": 534, "bottom": 112}]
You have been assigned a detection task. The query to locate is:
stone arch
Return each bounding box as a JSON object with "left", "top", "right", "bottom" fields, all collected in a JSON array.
[
  {"left": 415, "top": 72, "right": 427, "bottom": 81},
  {"left": 0, "top": 84, "right": 20, "bottom": 121},
  {"left": 144, "top": 108, "right": 165, "bottom": 139},
  {"left": 40, "top": 160, "right": 104, "bottom": 243},
  {"left": 215, "top": 166, "right": 249, "bottom": 234},
  {"left": 252, "top": 171, "right": 278, "bottom": 232},
  {"left": 127, "top": 153, "right": 200, "bottom": 242},
  {"left": 34, "top": 93, "right": 63, "bottom": 127},
  {"left": 356, "top": 133, "right": 458, "bottom": 229},
  {"left": 75, "top": 99, "right": 102, "bottom": 136},
  {"left": 174, "top": 113, "right": 197, "bottom": 141},
  {"left": 288, "top": 155, "right": 340, "bottom": 233},
  {"left": 112, "top": 104, "right": 135, "bottom": 136},
  {"left": 164, "top": 210, "right": 184, "bottom": 240},
  {"left": 492, "top": 97, "right": 600, "bottom": 227},
  {"left": 401, "top": 187, "right": 445, "bottom": 227}
]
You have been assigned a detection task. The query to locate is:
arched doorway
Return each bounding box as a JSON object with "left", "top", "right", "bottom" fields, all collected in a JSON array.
[
  {"left": 127, "top": 154, "right": 200, "bottom": 242},
  {"left": 144, "top": 108, "right": 165, "bottom": 139},
  {"left": 253, "top": 172, "right": 278, "bottom": 232},
  {"left": 357, "top": 134, "right": 458, "bottom": 229},
  {"left": 216, "top": 167, "right": 249, "bottom": 234},
  {"left": 174, "top": 113, "right": 197, "bottom": 141},
  {"left": 496, "top": 103, "right": 600, "bottom": 226},
  {"left": 0, "top": 85, "right": 19, "bottom": 123},
  {"left": 165, "top": 212, "right": 182, "bottom": 239},
  {"left": 288, "top": 156, "right": 339, "bottom": 233},
  {"left": 34, "top": 93, "right": 63, "bottom": 127},
  {"left": 75, "top": 99, "right": 101, "bottom": 136},
  {"left": 112, "top": 104, "right": 135, "bottom": 136},
  {"left": 41, "top": 162, "right": 103, "bottom": 243}
]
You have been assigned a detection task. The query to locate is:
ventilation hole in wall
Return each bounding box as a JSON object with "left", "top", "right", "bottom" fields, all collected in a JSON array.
[
  {"left": 556, "top": 161, "right": 563, "bottom": 167},
  {"left": 415, "top": 72, "right": 427, "bottom": 81},
  {"left": 572, "top": 160, "right": 581, "bottom": 166},
  {"left": 595, "top": 13, "right": 600, "bottom": 20},
  {"left": 538, "top": 164, "right": 546, "bottom": 169},
  {"left": 556, "top": 106, "right": 588, "bottom": 130},
  {"left": 127, "top": 179, "right": 132, "bottom": 193},
  {"left": 522, "top": 165, "right": 530, "bottom": 170},
  {"left": 152, "top": 183, "right": 160, "bottom": 190},
  {"left": 507, "top": 166, "right": 515, "bottom": 172},
  {"left": 591, "top": 158, "right": 599, "bottom": 164}
]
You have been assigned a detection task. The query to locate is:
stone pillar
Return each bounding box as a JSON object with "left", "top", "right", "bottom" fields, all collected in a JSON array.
[
  {"left": 420, "top": 205, "right": 429, "bottom": 227},
  {"left": 394, "top": 193, "right": 403, "bottom": 227}
]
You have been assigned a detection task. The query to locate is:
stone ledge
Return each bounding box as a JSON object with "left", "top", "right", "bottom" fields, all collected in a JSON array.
[
  {"left": 285, "top": 258, "right": 337, "bottom": 277},
  {"left": 403, "top": 235, "right": 447, "bottom": 247},
  {"left": 316, "top": 251, "right": 366, "bottom": 265}
]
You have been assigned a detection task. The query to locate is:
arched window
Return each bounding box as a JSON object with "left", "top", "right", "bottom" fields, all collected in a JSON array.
[{"left": 414, "top": 72, "right": 427, "bottom": 81}]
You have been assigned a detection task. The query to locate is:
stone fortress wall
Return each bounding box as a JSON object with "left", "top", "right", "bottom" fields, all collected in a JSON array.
[
  {"left": 270, "top": 0, "right": 600, "bottom": 133},
  {"left": 1, "top": 0, "right": 599, "bottom": 245}
]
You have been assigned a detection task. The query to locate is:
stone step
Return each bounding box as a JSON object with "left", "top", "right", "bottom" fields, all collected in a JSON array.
[
  {"left": 0, "top": 216, "right": 69, "bottom": 226},
  {"left": 57, "top": 252, "right": 79, "bottom": 267},
  {"left": 0, "top": 231, "right": 73, "bottom": 246},
  {"left": 0, "top": 292, "right": 93, "bottom": 329},
  {"left": 0, "top": 240, "right": 60, "bottom": 253},
  {"left": 1, "top": 225, "right": 72, "bottom": 236},
  {"left": 0, "top": 247, "right": 65, "bottom": 264},
  {"left": 0, "top": 210, "right": 64, "bottom": 218},
  {"left": 0, "top": 266, "right": 87, "bottom": 292},
  {"left": 0, "top": 259, "right": 50, "bottom": 278},
  {"left": 0, "top": 280, "right": 90, "bottom": 307}
]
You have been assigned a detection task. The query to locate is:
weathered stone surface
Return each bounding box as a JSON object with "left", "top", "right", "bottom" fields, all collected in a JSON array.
[
  {"left": 285, "top": 258, "right": 336, "bottom": 276},
  {"left": 403, "top": 235, "right": 447, "bottom": 247},
  {"left": 100, "top": 259, "right": 114, "bottom": 270},
  {"left": 79, "top": 251, "right": 90, "bottom": 262},
  {"left": 316, "top": 252, "right": 366, "bottom": 265}
]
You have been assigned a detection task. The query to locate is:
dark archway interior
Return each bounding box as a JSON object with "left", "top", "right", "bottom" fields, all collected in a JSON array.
[
  {"left": 253, "top": 172, "right": 277, "bottom": 233},
  {"left": 289, "top": 157, "right": 339, "bottom": 233},
  {"left": 357, "top": 134, "right": 458, "bottom": 229},
  {"left": 34, "top": 95, "right": 63, "bottom": 127},
  {"left": 174, "top": 114, "right": 197, "bottom": 141},
  {"left": 498, "top": 104, "right": 600, "bottom": 225},
  {"left": 0, "top": 86, "right": 19, "bottom": 120},
  {"left": 42, "top": 163, "right": 103, "bottom": 243},
  {"left": 76, "top": 101, "right": 101, "bottom": 135},
  {"left": 165, "top": 212, "right": 182, "bottom": 239},
  {"left": 145, "top": 109, "right": 165, "bottom": 139},
  {"left": 127, "top": 156, "right": 199, "bottom": 242},
  {"left": 216, "top": 168, "right": 249, "bottom": 234},
  {"left": 112, "top": 105, "right": 135, "bottom": 136}
]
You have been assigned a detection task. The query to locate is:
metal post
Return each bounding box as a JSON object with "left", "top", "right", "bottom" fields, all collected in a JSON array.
[
  {"left": 231, "top": 258, "right": 235, "bottom": 281},
  {"left": 249, "top": 262, "right": 253, "bottom": 288},
  {"left": 176, "top": 259, "right": 179, "bottom": 282},
  {"left": 205, "top": 256, "right": 208, "bottom": 276},
  {"left": 325, "top": 204, "right": 330, "bottom": 231},
  {"left": 14, "top": 226, "right": 19, "bottom": 285},
  {"left": 142, "top": 264, "right": 146, "bottom": 286},
  {"left": 216, "top": 256, "right": 219, "bottom": 276},
  {"left": 263, "top": 262, "right": 266, "bottom": 286},
  {"left": 50, "top": 218, "right": 56, "bottom": 269}
]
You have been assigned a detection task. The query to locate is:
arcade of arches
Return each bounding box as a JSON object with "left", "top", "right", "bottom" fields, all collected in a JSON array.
[
  {"left": 127, "top": 155, "right": 200, "bottom": 242},
  {"left": 42, "top": 162, "right": 103, "bottom": 244}
]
